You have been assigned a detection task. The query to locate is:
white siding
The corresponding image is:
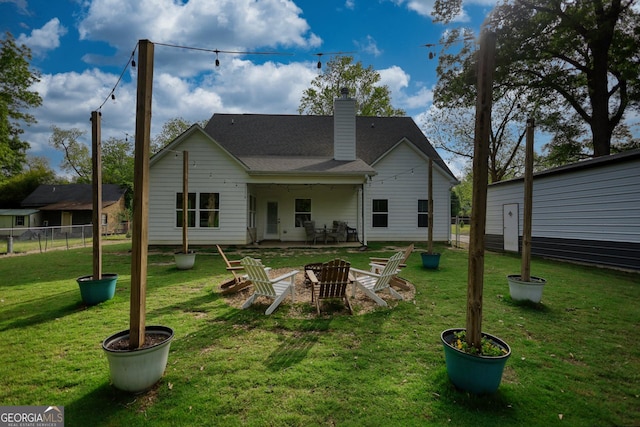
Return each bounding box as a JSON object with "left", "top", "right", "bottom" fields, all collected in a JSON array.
[
  {"left": 365, "top": 142, "right": 452, "bottom": 242},
  {"left": 149, "top": 133, "right": 249, "bottom": 245},
  {"left": 486, "top": 157, "right": 640, "bottom": 243}
]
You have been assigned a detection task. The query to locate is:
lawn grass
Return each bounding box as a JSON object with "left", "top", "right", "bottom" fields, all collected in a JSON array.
[{"left": 0, "top": 242, "right": 638, "bottom": 426}]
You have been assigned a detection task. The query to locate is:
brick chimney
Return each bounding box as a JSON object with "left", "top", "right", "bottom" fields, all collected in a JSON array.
[{"left": 333, "top": 87, "right": 356, "bottom": 161}]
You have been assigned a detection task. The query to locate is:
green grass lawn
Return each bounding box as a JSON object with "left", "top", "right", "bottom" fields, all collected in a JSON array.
[{"left": 0, "top": 242, "right": 638, "bottom": 426}]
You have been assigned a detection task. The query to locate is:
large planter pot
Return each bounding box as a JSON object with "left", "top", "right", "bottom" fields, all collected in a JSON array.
[
  {"left": 421, "top": 252, "right": 441, "bottom": 269},
  {"left": 102, "top": 325, "right": 174, "bottom": 393},
  {"left": 441, "top": 328, "right": 511, "bottom": 394},
  {"left": 77, "top": 273, "right": 118, "bottom": 305},
  {"left": 507, "top": 275, "right": 547, "bottom": 303},
  {"left": 174, "top": 251, "right": 196, "bottom": 270}
]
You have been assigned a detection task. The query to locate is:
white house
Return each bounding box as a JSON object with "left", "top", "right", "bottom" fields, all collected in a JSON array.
[
  {"left": 486, "top": 149, "right": 640, "bottom": 271},
  {"left": 148, "top": 90, "right": 459, "bottom": 246}
]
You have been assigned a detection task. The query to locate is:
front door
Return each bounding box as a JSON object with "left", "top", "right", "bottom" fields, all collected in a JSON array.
[
  {"left": 503, "top": 203, "right": 519, "bottom": 252},
  {"left": 265, "top": 201, "right": 279, "bottom": 240}
]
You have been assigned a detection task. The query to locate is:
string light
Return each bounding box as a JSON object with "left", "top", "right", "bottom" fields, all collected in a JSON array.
[
  {"left": 314, "top": 51, "right": 356, "bottom": 69},
  {"left": 422, "top": 35, "right": 475, "bottom": 60},
  {"left": 368, "top": 166, "right": 423, "bottom": 185},
  {"left": 95, "top": 42, "right": 139, "bottom": 111}
]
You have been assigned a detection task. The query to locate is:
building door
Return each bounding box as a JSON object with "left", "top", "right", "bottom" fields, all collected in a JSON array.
[
  {"left": 61, "top": 211, "right": 73, "bottom": 234},
  {"left": 503, "top": 203, "right": 519, "bottom": 252},
  {"left": 265, "top": 201, "right": 279, "bottom": 240}
]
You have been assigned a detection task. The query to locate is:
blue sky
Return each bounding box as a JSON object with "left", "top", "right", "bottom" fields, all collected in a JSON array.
[{"left": 1, "top": 0, "right": 496, "bottom": 178}]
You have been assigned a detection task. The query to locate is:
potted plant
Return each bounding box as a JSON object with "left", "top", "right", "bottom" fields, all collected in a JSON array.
[
  {"left": 421, "top": 158, "right": 441, "bottom": 269},
  {"left": 174, "top": 150, "right": 196, "bottom": 270},
  {"left": 77, "top": 110, "right": 118, "bottom": 306},
  {"left": 102, "top": 40, "right": 174, "bottom": 393},
  {"left": 506, "top": 118, "right": 546, "bottom": 303},
  {"left": 440, "top": 31, "right": 511, "bottom": 394}
]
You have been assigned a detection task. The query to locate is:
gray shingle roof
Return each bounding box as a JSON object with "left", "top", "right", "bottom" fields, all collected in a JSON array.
[
  {"left": 203, "top": 114, "right": 456, "bottom": 179},
  {"left": 21, "top": 184, "right": 126, "bottom": 209}
]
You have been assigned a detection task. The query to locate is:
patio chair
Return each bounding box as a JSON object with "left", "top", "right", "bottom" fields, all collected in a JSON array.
[
  {"left": 351, "top": 251, "right": 404, "bottom": 307},
  {"left": 304, "top": 221, "right": 321, "bottom": 244},
  {"left": 306, "top": 258, "right": 352, "bottom": 315},
  {"left": 369, "top": 243, "right": 414, "bottom": 290},
  {"left": 326, "top": 221, "right": 347, "bottom": 243},
  {"left": 217, "top": 245, "right": 252, "bottom": 294},
  {"left": 240, "top": 257, "right": 298, "bottom": 315}
]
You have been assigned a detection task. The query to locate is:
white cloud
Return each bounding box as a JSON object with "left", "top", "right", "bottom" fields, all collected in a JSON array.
[
  {"left": 16, "top": 18, "right": 67, "bottom": 55},
  {"left": 77, "top": 0, "right": 321, "bottom": 57},
  {"left": 357, "top": 35, "right": 382, "bottom": 57},
  {"left": 378, "top": 65, "right": 433, "bottom": 111}
]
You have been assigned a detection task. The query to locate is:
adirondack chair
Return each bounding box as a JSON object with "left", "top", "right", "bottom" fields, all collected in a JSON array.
[
  {"left": 351, "top": 251, "right": 404, "bottom": 307},
  {"left": 369, "top": 243, "right": 414, "bottom": 290},
  {"left": 306, "top": 258, "right": 352, "bottom": 315},
  {"left": 240, "top": 257, "right": 298, "bottom": 315},
  {"left": 216, "top": 245, "right": 252, "bottom": 294}
]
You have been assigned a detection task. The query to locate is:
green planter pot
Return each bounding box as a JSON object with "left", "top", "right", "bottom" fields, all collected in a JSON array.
[
  {"left": 102, "top": 325, "right": 174, "bottom": 393},
  {"left": 421, "top": 252, "right": 441, "bottom": 269},
  {"left": 174, "top": 251, "right": 196, "bottom": 270},
  {"left": 77, "top": 273, "right": 118, "bottom": 305},
  {"left": 441, "top": 328, "right": 511, "bottom": 394},
  {"left": 507, "top": 275, "right": 547, "bottom": 303}
]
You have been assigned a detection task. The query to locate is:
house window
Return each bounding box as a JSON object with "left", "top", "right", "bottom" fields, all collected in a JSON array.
[
  {"left": 199, "top": 193, "right": 220, "bottom": 228},
  {"left": 14, "top": 216, "right": 25, "bottom": 226},
  {"left": 295, "top": 198, "right": 311, "bottom": 227},
  {"left": 176, "top": 193, "right": 196, "bottom": 227},
  {"left": 101, "top": 214, "right": 108, "bottom": 226},
  {"left": 418, "top": 199, "right": 429, "bottom": 227},
  {"left": 372, "top": 199, "right": 388, "bottom": 227},
  {"left": 176, "top": 193, "right": 219, "bottom": 228},
  {"left": 248, "top": 195, "right": 256, "bottom": 228}
]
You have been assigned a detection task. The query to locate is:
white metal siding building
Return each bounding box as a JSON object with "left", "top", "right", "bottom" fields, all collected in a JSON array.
[{"left": 486, "top": 149, "right": 640, "bottom": 270}]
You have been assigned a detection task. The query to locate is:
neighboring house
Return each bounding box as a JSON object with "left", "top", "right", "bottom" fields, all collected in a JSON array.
[
  {"left": 148, "top": 90, "right": 458, "bottom": 246},
  {"left": 485, "top": 149, "right": 640, "bottom": 271},
  {"left": 0, "top": 209, "right": 40, "bottom": 236},
  {"left": 21, "top": 184, "right": 127, "bottom": 234}
]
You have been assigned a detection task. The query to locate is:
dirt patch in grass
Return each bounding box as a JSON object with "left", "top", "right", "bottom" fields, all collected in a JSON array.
[{"left": 219, "top": 267, "right": 415, "bottom": 316}]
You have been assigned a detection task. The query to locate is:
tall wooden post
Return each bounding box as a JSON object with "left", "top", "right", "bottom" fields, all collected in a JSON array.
[
  {"left": 182, "top": 151, "right": 189, "bottom": 254},
  {"left": 521, "top": 117, "right": 535, "bottom": 282},
  {"left": 130, "top": 40, "right": 154, "bottom": 349},
  {"left": 428, "top": 158, "right": 434, "bottom": 254},
  {"left": 465, "top": 31, "right": 496, "bottom": 349},
  {"left": 91, "top": 111, "right": 102, "bottom": 280}
]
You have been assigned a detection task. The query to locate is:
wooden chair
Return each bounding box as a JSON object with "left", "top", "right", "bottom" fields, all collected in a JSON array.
[
  {"left": 369, "top": 243, "right": 414, "bottom": 290},
  {"left": 351, "top": 251, "right": 404, "bottom": 307},
  {"left": 240, "top": 257, "right": 298, "bottom": 315},
  {"left": 306, "top": 259, "right": 352, "bottom": 315},
  {"left": 216, "top": 245, "right": 253, "bottom": 294}
]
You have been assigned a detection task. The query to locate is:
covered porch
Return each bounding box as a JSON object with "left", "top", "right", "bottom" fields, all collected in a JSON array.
[{"left": 247, "top": 182, "right": 365, "bottom": 245}]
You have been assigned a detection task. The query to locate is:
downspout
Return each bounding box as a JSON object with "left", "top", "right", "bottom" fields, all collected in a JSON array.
[{"left": 361, "top": 180, "right": 367, "bottom": 247}]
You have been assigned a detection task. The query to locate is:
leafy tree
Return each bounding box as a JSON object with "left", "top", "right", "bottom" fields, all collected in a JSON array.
[
  {"left": 298, "top": 56, "right": 405, "bottom": 116},
  {"left": 151, "top": 117, "right": 207, "bottom": 154},
  {"left": 49, "top": 125, "right": 91, "bottom": 183},
  {"left": 0, "top": 32, "right": 42, "bottom": 180},
  {"left": 0, "top": 156, "right": 59, "bottom": 208},
  {"left": 433, "top": 0, "right": 640, "bottom": 160},
  {"left": 102, "top": 136, "right": 134, "bottom": 207}
]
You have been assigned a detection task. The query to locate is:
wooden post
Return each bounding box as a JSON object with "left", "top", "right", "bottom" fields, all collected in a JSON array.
[
  {"left": 465, "top": 31, "right": 496, "bottom": 349},
  {"left": 182, "top": 151, "right": 189, "bottom": 254},
  {"left": 428, "top": 158, "right": 434, "bottom": 254},
  {"left": 91, "top": 111, "right": 102, "bottom": 280},
  {"left": 521, "top": 117, "right": 534, "bottom": 282},
  {"left": 130, "top": 40, "right": 154, "bottom": 349}
]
